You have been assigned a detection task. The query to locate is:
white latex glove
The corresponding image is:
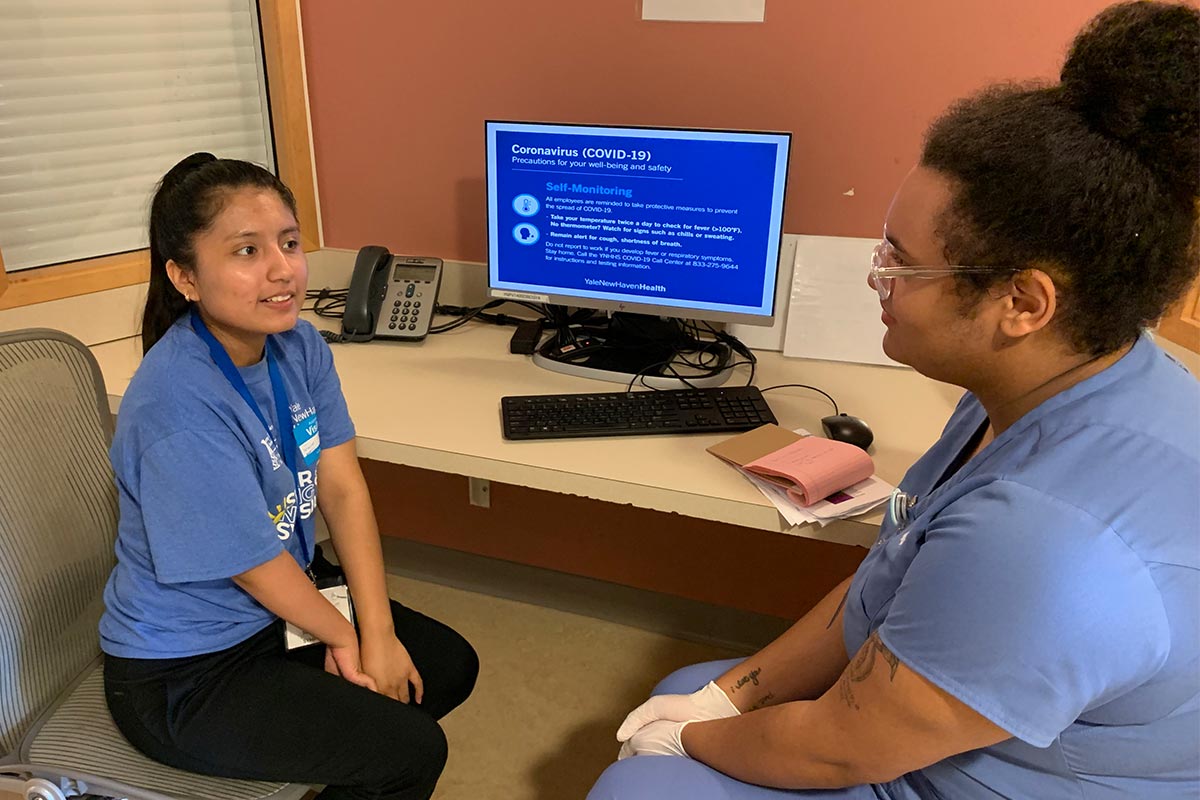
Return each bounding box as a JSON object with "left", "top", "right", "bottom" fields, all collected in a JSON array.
[
  {"left": 619, "top": 720, "right": 689, "bottom": 759},
  {"left": 616, "top": 681, "right": 739, "bottom": 743}
]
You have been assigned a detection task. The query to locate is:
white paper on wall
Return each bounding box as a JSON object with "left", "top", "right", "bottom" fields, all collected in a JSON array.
[
  {"left": 641, "top": 0, "right": 765, "bottom": 23},
  {"left": 782, "top": 235, "right": 905, "bottom": 368}
]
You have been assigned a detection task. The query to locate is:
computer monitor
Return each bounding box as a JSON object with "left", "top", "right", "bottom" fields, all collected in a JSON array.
[{"left": 485, "top": 120, "right": 791, "bottom": 386}]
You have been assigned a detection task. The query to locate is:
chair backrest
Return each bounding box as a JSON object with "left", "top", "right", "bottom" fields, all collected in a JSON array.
[{"left": 0, "top": 330, "right": 118, "bottom": 755}]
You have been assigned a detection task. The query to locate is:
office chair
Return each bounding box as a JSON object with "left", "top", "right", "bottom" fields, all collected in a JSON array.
[{"left": 0, "top": 329, "right": 309, "bottom": 800}]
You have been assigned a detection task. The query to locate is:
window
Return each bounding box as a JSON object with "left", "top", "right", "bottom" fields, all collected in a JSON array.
[{"left": 0, "top": 0, "right": 318, "bottom": 310}]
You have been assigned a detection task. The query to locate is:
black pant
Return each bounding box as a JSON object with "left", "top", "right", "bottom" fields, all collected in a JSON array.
[{"left": 104, "top": 600, "right": 478, "bottom": 800}]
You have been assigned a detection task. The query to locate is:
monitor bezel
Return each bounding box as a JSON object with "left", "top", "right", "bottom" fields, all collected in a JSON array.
[{"left": 484, "top": 119, "right": 792, "bottom": 327}]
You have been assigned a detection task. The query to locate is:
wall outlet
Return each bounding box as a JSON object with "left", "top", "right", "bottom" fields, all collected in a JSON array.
[{"left": 469, "top": 477, "right": 491, "bottom": 508}]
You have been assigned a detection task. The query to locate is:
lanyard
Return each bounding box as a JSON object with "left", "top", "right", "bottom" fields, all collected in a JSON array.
[{"left": 190, "top": 309, "right": 310, "bottom": 563}]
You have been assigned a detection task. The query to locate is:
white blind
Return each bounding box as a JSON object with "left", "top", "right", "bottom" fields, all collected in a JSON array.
[{"left": 0, "top": 0, "right": 274, "bottom": 272}]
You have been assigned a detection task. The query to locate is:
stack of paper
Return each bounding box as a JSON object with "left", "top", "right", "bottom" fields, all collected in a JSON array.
[
  {"left": 743, "top": 436, "right": 874, "bottom": 507},
  {"left": 708, "top": 424, "right": 893, "bottom": 528},
  {"left": 741, "top": 467, "right": 893, "bottom": 528}
]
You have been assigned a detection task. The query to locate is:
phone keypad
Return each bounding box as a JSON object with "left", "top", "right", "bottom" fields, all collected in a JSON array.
[
  {"left": 381, "top": 286, "right": 425, "bottom": 335},
  {"left": 375, "top": 257, "right": 440, "bottom": 340}
]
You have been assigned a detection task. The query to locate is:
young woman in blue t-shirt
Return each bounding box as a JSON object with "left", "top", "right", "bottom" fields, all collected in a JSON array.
[
  {"left": 593, "top": 3, "right": 1199, "bottom": 799},
  {"left": 100, "top": 154, "right": 477, "bottom": 800}
]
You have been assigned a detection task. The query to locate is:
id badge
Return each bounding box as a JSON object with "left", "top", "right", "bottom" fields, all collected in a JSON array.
[
  {"left": 284, "top": 581, "right": 355, "bottom": 650},
  {"left": 294, "top": 412, "right": 321, "bottom": 467}
]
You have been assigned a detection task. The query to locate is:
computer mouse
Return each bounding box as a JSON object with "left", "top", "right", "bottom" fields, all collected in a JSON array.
[{"left": 821, "top": 414, "right": 874, "bottom": 451}]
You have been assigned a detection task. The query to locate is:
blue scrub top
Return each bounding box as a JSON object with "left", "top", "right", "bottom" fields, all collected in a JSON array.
[{"left": 845, "top": 334, "right": 1199, "bottom": 799}]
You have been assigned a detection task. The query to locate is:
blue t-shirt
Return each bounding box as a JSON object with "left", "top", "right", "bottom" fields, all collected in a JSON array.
[
  {"left": 100, "top": 318, "right": 356, "bottom": 659},
  {"left": 843, "top": 334, "right": 1199, "bottom": 799}
]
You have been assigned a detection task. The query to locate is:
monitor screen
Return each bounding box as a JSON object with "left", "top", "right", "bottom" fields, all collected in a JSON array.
[{"left": 485, "top": 121, "right": 791, "bottom": 326}]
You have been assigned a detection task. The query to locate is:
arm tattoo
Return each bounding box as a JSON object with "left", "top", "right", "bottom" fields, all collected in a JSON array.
[
  {"left": 728, "top": 667, "right": 762, "bottom": 694},
  {"left": 826, "top": 587, "right": 851, "bottom": 630},
  {"left": 747, "top": 692, "right": 776, "bottom": 712},
  {"left": 837, "top": 631, "right": 900, "bottom": 711}
]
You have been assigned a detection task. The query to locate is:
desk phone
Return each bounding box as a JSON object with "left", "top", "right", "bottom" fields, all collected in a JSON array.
[{"left": 342, "top": 246, "right": 443, "bottom": 342}]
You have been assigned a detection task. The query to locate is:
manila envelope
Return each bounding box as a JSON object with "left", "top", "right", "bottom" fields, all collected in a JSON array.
[{"left": 706, "top": 424, "right": 810, "bottom": 489}]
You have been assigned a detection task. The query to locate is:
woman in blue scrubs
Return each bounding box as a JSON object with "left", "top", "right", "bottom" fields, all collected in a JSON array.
[{"left": 591, "top": 3, "right": 1199, "bottom": 798}]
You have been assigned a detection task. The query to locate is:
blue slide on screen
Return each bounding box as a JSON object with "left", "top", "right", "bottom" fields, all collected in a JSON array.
[{"left": 486, "top": 122, "right": 790, "bottom": 320}]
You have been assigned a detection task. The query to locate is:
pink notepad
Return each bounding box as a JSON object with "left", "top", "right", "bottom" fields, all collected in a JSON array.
[{"left": 743, "top": 437, "right": 874, "bottom": 507}]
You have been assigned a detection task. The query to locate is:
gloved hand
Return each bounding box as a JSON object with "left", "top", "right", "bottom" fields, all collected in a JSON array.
[
  {"left": 619, "top": 719, "right": 690, "bottom": 759},
  {"left": 616, "top": 681, "right": 739, "bottom": 744}
]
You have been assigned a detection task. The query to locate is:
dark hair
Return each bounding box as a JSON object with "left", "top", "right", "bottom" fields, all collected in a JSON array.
[
  {"left": 919, "top": 1, "right": 1199, "bottom": 356},
  {"left": 142, "top": 153, "right": 299, "bottom": 354}
]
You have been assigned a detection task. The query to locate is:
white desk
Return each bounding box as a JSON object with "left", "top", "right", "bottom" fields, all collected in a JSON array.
[{"left": 87, "top": 257, "right": 963, "bottom": 549}]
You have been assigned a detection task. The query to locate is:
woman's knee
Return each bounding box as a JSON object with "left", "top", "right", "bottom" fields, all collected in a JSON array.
[
  {"left": 422, "top": 631, "right": 478, "bottom": 719},
  {"left": 587, "top": 756, "right": 876, "bottom": 800},
  {"left": 587, "top": 756, "right": 734, "bottom": 800},
  {"left": 409, "top": 717, "right": 448, "bottom": 790},
  {"left": 388, "top": 601, "right": 478, "bottom": 717},
  {"left": 446, "top": 632, "right": 480, "bottom": 702},
  {"left": 364, "top": 710, "right": 448, "bottom": 795}
]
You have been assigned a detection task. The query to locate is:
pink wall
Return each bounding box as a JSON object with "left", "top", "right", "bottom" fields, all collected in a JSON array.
[{"left": 300, "top": 0, "right": 1117, "bottom": 261}]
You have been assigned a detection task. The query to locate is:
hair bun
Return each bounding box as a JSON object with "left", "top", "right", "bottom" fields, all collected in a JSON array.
[
  {"left": 1061, "top": 1, "right": 1199, "bottom": 201},
  {"left": 159, "top": 152, "right": 218, "bottom": 194}
]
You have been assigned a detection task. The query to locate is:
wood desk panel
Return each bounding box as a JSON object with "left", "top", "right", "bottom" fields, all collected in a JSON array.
[{"left": 361, "top": 459, "right": 866, "bottom": 619}]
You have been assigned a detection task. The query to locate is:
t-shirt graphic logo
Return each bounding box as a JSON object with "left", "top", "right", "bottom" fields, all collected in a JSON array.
[
  {"left": 269, "top": 501, "right": 288, "bottom": 530},
  {"left": 267, "top": 471, "right": 317, "bottom": 542},
  {"left": 260, "top": 431, "right": 283, "bottom": 471},
  {"left": 270, "top": 492, "right": 299, "bottom": 541}
]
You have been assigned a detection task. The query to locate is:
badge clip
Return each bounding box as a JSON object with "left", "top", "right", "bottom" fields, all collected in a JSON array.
[{"left": 284, "top": 581, "right": 355, "bottom": 650}]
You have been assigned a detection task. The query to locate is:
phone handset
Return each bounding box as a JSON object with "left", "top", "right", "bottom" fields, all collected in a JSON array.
[
  {"left": 342, "top": 245, "right": 391, "bottom": 342},
  {"left": 340, "top": 246, "right": 444, "bottom": 343}
]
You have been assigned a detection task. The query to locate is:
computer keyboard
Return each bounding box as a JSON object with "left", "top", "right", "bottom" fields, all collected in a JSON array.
[{"left": 501, "top": 386, "right": 778, "bottom": 440}]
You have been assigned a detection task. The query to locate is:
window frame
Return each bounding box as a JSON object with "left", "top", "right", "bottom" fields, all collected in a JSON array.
[
  {"left": 0, "top": 0, "right": 318, "bottom": 310},
  {"left": 1158, "top": 277, "right": 1200, "bottom": 354}
]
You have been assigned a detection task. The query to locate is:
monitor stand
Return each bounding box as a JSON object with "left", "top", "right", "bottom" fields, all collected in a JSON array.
[{"left": 531, "top": 312, "right": 736, "bottom": 390}]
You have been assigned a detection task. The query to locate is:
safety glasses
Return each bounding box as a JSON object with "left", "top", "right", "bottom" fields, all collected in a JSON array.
[{"left": 869, "top": 241, "right": 1017, "bottom": 302}]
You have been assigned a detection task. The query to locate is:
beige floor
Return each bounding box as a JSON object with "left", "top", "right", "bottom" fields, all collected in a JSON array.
[{"left": 393, "top": 574, "right": 744, "bottom": 800}]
